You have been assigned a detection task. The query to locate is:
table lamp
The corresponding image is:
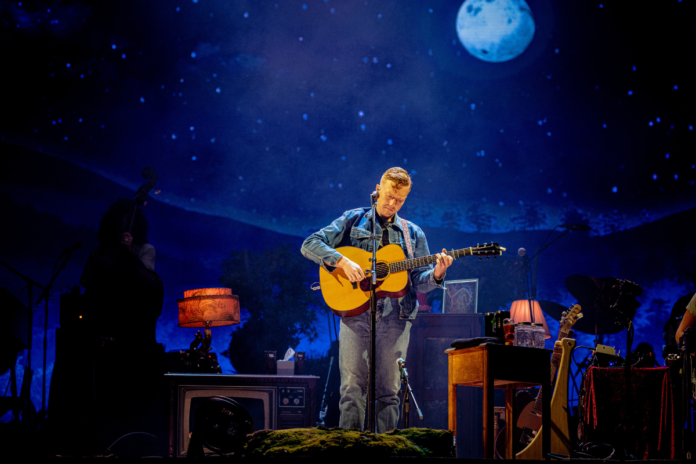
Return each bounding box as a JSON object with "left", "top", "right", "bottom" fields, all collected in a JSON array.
[
  {"left": 510, "top": 299, "right": 551, "bottom": 339},
  {"left": 178, "top": 288, "right": 240, "bottom": 353}
]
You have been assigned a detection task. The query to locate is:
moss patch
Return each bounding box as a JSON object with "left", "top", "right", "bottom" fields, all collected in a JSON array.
[
  {"left": 387, "top": 428, "right": 455, "bottom": 457},
  {"left": 244, "top": 427, "right": 453, "bottom": 457}
]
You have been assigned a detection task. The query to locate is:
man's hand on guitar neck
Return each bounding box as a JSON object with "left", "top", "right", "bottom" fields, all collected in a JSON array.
[
  {"left": 433, "top": 248, "right": 454, "bottom": 281},
  {"left": 334, "top": 256, "right": 366, "bottom": 282}
]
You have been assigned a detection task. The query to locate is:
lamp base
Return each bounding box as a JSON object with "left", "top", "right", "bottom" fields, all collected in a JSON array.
[
  {"left": 165, "top": 349, "right": 222, "bottom": 374},
  {"left": 189, "top": 322, "right": 213, "bottom": 353}
]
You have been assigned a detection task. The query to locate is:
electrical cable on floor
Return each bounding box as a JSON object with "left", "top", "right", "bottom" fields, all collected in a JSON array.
[
  {"left": 102, "top": 431, "right": 158, "bottom": 457},
  {"left": 577, "top": 442, "right": 616, "bottom": 459}
]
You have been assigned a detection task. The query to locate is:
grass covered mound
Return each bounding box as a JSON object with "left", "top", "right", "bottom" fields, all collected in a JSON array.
[
  {"left": 387, "top": 428, "right": 455, "bottom": 457},
  {"left": 244, "top": 426, "right": 454, "bottom": 457}
]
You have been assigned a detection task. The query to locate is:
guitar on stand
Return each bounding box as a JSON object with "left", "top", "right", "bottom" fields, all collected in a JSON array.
[
  {"left": 494, "top": 304, "right": 583, "bottom": 458},
  {"left": 516, "top": 304, "right": 583, "bottom": 460},
  {"left": 318, "top": 243, "right": 505, "bottom": 317}
]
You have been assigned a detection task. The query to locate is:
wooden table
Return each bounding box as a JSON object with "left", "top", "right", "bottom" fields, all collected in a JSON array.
[{"left": 447, "top": 344, "right": 552, "bottom": 459}]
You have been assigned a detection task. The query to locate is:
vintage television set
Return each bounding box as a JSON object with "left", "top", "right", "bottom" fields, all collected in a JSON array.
[{"left": 166, "top": 374, "right": 318, "bottom": 457}]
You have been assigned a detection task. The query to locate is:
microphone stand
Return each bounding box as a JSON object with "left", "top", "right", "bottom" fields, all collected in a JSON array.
[
  {"left": 35, "top": 247, "right": 79, "bottom": 418},
  {"left": 398, "top": 360, "right": 422, "bottom": 428},
  {"left": 506, "top": 227, "right": 571, "bottom": 279},
  {"left": 317, "top": 356, "right": 334, "bottom": 426},
  {"left": 367, "top": 192, "right": 379, "bottom": 433},
  {"left": 507, "top": 227, "right": 573, "bottom": 324},
  {"left": 0, "top": 259, "right": 45, "bottom": 427}
]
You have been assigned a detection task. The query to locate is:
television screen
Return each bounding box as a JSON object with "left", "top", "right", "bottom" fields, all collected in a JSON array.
[{"left": 178, "top": 385, "right": 276, "bottom": 456}]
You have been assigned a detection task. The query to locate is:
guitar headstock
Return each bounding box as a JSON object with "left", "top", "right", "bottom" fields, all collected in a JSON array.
[
  {"left": 467, "top": 242, "right": 506, "bottom": 259},
  {"left": 560, "top": 304, "right": 583, "bottom": 334}
]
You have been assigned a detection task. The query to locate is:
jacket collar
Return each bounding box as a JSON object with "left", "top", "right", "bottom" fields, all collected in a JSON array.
[{"left": 360, "top": 209, "right": 403, "bottom": 231}]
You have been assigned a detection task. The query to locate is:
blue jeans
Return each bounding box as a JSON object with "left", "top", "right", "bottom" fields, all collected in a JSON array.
[{"left": 338, "top": 300, "right": 412, "bottom": 432}]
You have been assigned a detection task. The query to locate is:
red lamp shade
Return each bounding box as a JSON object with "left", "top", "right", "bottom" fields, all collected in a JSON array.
[
  {"left": 509, "top": 299, "right": 551, "bottom": 339},
  {"left": 177, "top": 288, "right": 240, "bottom": 328}
]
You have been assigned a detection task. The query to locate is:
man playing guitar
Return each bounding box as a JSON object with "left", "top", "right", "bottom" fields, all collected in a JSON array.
[{"left": 301, "top": 167, "right": 453, "bottom": 432}]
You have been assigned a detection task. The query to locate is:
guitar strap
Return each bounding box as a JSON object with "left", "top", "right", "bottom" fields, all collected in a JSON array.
[{"left": 399, "top": 218, "right": 414, "bottom": 259}]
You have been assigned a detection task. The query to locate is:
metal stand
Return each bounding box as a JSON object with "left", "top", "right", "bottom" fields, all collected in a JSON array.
[
  {"left": 0, "top": 259, "right": 44, "bottom": 426},
  {"left": 511, "top": 227, "right": 572, "bottom": 325},
  {"left": 398, "top": 358, "right": 422, "bottom": 428},
  {"left": 317, "top": 356, "right": 334, "bottom": 426},
  {"left": 35, "top": 245, "right": 80, "bottom": 418},
  {"left": 367, "top": 191, "right": 379, "bottom": 433}
]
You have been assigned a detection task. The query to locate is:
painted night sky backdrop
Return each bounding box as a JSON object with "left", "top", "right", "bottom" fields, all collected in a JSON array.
[{"left": 1, "top": 0, "right": 695, "bottom": 414}]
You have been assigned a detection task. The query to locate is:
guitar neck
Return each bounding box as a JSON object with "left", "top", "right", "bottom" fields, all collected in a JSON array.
[
  {"left": 529, "top": 326, "right": 573, "bottom": 413},
  {"left": 389, "top": 248, "right": 470, "bottom": 273}
]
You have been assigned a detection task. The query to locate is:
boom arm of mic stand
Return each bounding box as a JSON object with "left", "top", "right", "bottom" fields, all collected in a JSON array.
[
  {"left": 0, "top": 259, "right": 45, "bottom": 290},
  {"left": 527, "top": 228, "right": 570, "bottom": 263},
  {"left": 506, "top": 228, "right": 571, "bottom": 278}
]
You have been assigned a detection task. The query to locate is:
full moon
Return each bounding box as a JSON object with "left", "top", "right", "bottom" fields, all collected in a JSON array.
[{"left": 456, "top": 0, "right": 536, "bottom": 63}]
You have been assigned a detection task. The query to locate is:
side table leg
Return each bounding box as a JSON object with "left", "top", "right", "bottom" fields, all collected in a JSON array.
[
  {"left": 506, "top": 384, "right": 515, "bottom": 460},
  {"left": 449, "top": 379, "right": 457, "bottom": 456},
  {"left": 483, "top": 353, "right": 494, "bottom": 459},
  {"left": 543, "top": 375, "right": 550, "bottom": 460}
]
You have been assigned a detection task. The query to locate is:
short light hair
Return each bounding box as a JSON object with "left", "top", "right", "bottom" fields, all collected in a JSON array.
[{"left": 381, "top": 167, "right": 412, "bottom": 190}]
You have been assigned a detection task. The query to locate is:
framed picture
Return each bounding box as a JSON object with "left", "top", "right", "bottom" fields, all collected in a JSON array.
[{"left": 443, "top": 279, "right": 479, "bottom": 314}]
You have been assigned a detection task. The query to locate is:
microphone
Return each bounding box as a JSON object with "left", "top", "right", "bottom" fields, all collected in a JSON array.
[
  {"left": 517, "top": 247, "right": 527, "bottom": 257},
  {"left": 559, "top": 223, "right": 592, "bottom": 232},
  {"left": 371, "top": 190, "right": 380, "bottom": 201},
  {"left": 396, "top": 358, "right": 408, "bottom": 380},
  {"left": 58, "top": 241, "right": 82, "bottom": 258}
]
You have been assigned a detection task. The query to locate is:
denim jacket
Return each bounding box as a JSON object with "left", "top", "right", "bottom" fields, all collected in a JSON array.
[{"left": 301, "top": 208, "right": 444, "bottom": 319}]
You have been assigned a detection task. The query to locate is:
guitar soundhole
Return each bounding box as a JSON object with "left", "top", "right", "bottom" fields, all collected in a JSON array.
[
  {"left": 358, "top": 263, "right": 389, "bottom": 291},
  {"left": 375, "top": 263, "right": 389, "bottom": 279}
]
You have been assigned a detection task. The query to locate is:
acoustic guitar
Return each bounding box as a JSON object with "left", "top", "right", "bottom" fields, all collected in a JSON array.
[
  {"left": 318, "top": 242, "right": 505, "bottom": 317},
  {"left": 516, "top": 304, "right": 583, "bottom": 445},
  {"left": 494, "top": 304, "right": 583, "bottom": 457},
  {"left": 516, "top": 338, "right": 578, "bottom": 460}
]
